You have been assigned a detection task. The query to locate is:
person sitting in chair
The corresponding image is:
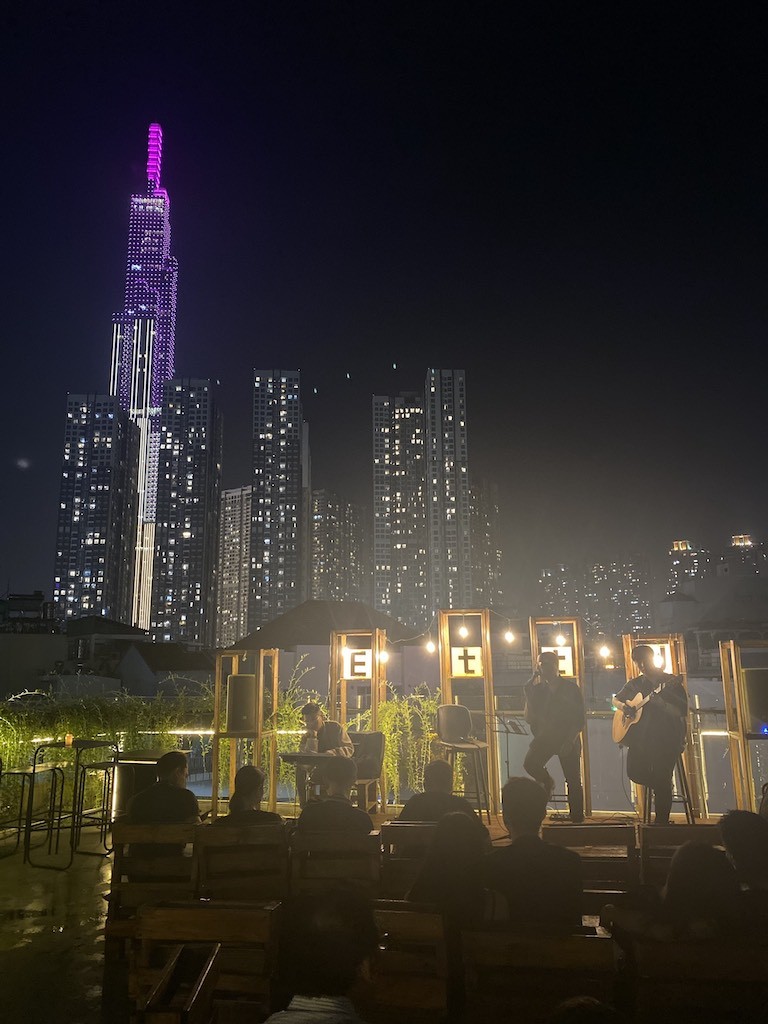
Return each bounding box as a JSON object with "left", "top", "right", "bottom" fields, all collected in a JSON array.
[
  {"left": 482, "top": 776, "right": 582, "bottom": 928},
  {"left": 214, "top": 765, "right": 283, "bottom": 827},
  {"left": 265, "top": 888, "right": 380, "bottom": 1024},
  {"left": 125, "top": 750, "right": 201, "bottom": 858},
  {"left": 296, "top": 702, "right": 354, "bottom": 808},
  {"left": 398, "top": 759, "right": 480, "bottom": 823},
  {"left": 296, "top": 756, "right": 373, "bottom": 835}
]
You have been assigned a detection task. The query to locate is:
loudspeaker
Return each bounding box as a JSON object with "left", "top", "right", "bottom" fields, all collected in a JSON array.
[{"left": 226, "top": 674, "right": 258, "bottom": 734}]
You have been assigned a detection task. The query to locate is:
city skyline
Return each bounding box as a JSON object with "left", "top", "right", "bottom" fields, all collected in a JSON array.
[{"left": 4, "top": 6, "right": 768, "bottom": 608}]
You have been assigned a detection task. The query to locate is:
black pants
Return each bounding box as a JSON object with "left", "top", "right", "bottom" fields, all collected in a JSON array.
[
  {"left": 626, "top": 744, "right": 676, "bottom": 824},
  {"left": 524, "top": 734, "right": 584, "bottom": 821}
]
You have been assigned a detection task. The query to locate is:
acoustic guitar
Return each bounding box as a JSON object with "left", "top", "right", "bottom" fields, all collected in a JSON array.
[{"left": 611, "top": 676, "right": 681, "bottom": 744}]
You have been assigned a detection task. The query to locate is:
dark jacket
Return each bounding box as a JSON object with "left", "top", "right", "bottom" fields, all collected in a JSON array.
[
  {"left": 614, "top": 673, "right": 687, "bottom": 753},
  {"left": 482, "top": 834, "right": 582, "bottom": 929},
  {"left": 524, "top": 678, "right": 585, "bottom": 745},
  {"left": 296, "top": 795, "right": 373, "bottom": 835}
]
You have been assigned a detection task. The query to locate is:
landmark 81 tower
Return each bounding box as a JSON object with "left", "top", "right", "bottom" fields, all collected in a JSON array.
[{"left": 109, "top": 124, "right": 178, "bottom": 628}]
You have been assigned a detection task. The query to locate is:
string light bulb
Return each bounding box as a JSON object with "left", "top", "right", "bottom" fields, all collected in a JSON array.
[
  {"left": 458, "top": 615, "right": 469, "bottom": 640},
  {"left": 426, "top": 638, "right": 436, "bottom": 654},
  {"left": 555, "top": 633, "right": 566, "bottom": 647},
  {"left": 598, "top": 645, "right": 611, "bottom": 659},
  {"left": 504, "top": 629, "right": 515, "bottom": 643}
]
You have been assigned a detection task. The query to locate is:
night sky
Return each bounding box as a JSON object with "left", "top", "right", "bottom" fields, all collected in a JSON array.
[{"left": 2, "top": 2, "right": 767, "bottom": 606}]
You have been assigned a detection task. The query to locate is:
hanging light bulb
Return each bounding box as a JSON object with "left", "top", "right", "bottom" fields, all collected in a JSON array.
[
  {"left": 425, "top": 638, "right": 436, "bottom": 654},
  {"left": 555, "top": 634, "right": 566, "bottom": 647},
  {"left": 504, "top": 629, "right": 515, "bottom": 643},
  {"left": 598, "top": 645, "right": 611, "bottom": 659},
  {"left": 458, "top": 615, "right": 469, "bottom": 640},
  {"left": 378, "top": 650, "right": 389, "bottom": 664}
]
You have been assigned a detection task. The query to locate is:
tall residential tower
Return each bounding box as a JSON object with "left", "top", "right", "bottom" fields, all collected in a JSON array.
[{"left": 109, "top": 123, "right": 178, "bottom": 628}]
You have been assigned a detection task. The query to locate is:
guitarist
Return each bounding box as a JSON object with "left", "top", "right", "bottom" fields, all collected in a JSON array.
[
  {"left": 614, "top": 645, "right": 688, "bottom": 824},
  {"left": 523, "top": 651, "right": 585, "bottom": 823}
]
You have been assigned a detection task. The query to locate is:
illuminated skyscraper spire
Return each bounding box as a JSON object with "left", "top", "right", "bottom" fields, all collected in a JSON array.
[{"left": 109, "top": 123, "right": 178, "bottom": 628}]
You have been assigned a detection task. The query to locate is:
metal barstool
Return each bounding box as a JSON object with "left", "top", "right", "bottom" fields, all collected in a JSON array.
[
  {"left": 436, "top": 704, "right": 491, "bottom": 824},
  {"left": 641, "top": 755, "right": 694, "bottom": 824}
]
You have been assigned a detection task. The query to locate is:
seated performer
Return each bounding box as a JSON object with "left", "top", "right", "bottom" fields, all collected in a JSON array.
[
  {"left": 214, "top": 764, "right": 283, "bottom": 826},
  {"left": 614, "top": 644, "right": 688, "bottom": 825},
  {"left": 296, "top": 756, "right": 373, "bottom": 834},
  {"left": 296, "top": 702, "right": 354, "bottom": 807},
  {"left": 523, "top": 651, "right": 585, "bottom": 822},
  {"left": 398, "top": 759, "right": 479, "bottom": 822}
]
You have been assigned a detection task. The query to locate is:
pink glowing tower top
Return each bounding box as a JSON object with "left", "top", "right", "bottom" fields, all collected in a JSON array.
[{"left": 147, "top": 123, "right": 163, "bottom": 191}]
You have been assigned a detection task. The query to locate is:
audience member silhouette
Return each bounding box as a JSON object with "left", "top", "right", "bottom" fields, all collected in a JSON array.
[
  {"left": 214, "top": 765, "right": 283, "bottom": 826},
  {"left": 605, "top": 841, "right": 741, "bottom": 941},
  {"left": 398, "top": 759, "right": 479, "bottom": 822},
  {"left": 125, "top": 750, "right": 201, "bottom": 858},
  {"left": 265, "top": 888, "right": 379, "bottom": 1024},
  {"left": 296, "top": 756, "right": 373, "bottom": 834},
  {"left": 719, "top": 809, "right": 768, "bottom": 889},
  {"left": 482, "top": 776, "right": 582, "bottom": 928},
  {"left": 406, "top": 811, "right": 492, "bottom": 924}
]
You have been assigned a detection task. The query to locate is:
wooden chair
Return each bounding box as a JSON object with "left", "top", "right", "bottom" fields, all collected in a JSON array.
[
  {"left": 638, "top": 822, "right": 722, "bottom": 886},
  {"left": 130, "top": 899, "right": 282, "bottom": 1022},
  {"left": 134, "top": 941, "right": 221, "bottom": 1024},
  {"left": 289, "top": 830, "right": 381, "bottom": 896},
  {"left": 106, "top": 823, "right": 197, "bottom": 953},
  {"left": 622, "top": 935, "right": 768, "bottom": 1022},
  {"left": 354, "top": 900, "right": 448, "bottom": 1024},
  {"left": 193, "top": 823, "right": 289, "bottom": 901},
  {"left": 541, "top": 823, "right": 639, "bottom": 913},
  {"left": 379, "top": 821, "right": 437, "bottom": 898},
  {"left": 348, "top": 731, "right": 386, "bottom": 814},
  {"left": 460, "top": 925, "right": 617, "bottom": 1024}
]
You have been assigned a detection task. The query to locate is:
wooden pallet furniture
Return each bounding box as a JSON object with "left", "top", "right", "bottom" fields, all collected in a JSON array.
[
  {"left": 289, "top": 830, "right": 381, "bottom": 896},
  {"left": 378, "top": 821, "right": 437, "bottom": 898},
  {"left": 192, "top": 824, "right": 289, "bottom": 901}
]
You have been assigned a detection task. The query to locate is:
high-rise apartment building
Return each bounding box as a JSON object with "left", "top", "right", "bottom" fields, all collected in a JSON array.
[
  {"left": 537, "top": 564, "right": 582, "bottom": 618},
  {"left": 311, "top": 490, "right": 368, "bottom": 603},
  {"left": 151, "top": 380, "right": 222, "bottom": 646},
  {"left": 53, "top": 395, "right": 139, "bottom": 622},
  {"left": 667, "top": 539, "right": 711, "bottom": 594},
  {"left": 216, "top": 486, "right": 252, "bottom": 648},
  {"left": 373, "top": 370, "right": 475, "bottom": 629},
  {"left": 373, "top": 391, "right": 429, "bottom": 628},
  {"left": 109, "top": 124, "right": 178, "bottom": 628},
  {"left": 249, "top": 371, "right": 309, "bottom": 630},
  {"left": 582, "top": 559, "right": 652, "bottom": 637},
  {"left": 425, "top": 369, "right": 472, "bottom": 613},
  {"left": 469, "top": 479, "right": 504, "bottom": 609}
]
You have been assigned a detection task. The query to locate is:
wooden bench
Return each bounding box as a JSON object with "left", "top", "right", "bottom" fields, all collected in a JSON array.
[
  {"left": 460, "top": 926, "right": 617, "bottom": 1024},
  {"left": 106, "top": 823, "right": 197, "bottom": 954},
  {"left": 289, "top": 830, "right": 381, "bottom": 896},
  {"left": 354, "top": 900, "right": 449, "bottom": 1024},
  {"left": 135, "top": 941, "right": 220, "bottom": 1024},
  {"left": 130, "top": 900, "right": 281, "bottom": 1022},
  {"left": 623, "top": 935, "right": 768, "bottom": 1022},
  {"left": 379, "top": 821, "right": 437, "bottom": 898},
  {"left": 541, "top": 822, "right": 639, "bottom": 913},
  {"left": 193, "top": 823, "right": 289, "bottom": 901},
  {"left": 638, "top": 822, "right": 722, "bottom": 886}
]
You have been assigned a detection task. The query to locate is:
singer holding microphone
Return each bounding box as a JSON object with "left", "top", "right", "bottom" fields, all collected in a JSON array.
[{"left": 523, "top": 651, "right": 585, "bottom": 823}]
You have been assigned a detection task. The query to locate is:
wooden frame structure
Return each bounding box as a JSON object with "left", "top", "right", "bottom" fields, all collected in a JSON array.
[
  {"left": 719, "top": 639, "right": 768, "bottom": 811},
  {"left": 210, "top": 647, "right": 280, "bottom": 820},
  {"left": 437, "top": 608, "right": 500, "bottom": 816},
  {"left": 529, "top": 616, "right": 592, "bottom": 818},
  {"left": 620, "top": 633, "right": 706, "bottom": 819},
  {"left": 328, "top": 628, "right": 388, "bottom": 730}
]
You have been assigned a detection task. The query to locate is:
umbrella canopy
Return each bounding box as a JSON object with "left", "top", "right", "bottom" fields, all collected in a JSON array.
[{"left": 231, "top": 599, "right": 416, "bottom": 651}]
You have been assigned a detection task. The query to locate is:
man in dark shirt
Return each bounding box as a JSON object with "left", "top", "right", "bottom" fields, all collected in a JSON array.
[
  {"left": 125, "top": 750, "right": 201, "bottom": 857},
  {"left": 126, "top": 750, "right": 201, "bottom": 824},
  {"left": 614, "top": 644, "right": 688, "bottom": 825},
  {"left": 523, "top": 651, "right": 585, "bottom": 822},
  {"left": 398, "top": 759, "right": 479, "bottom": 822},
  {"left": 482, "top": 776, "right": 582, "bottom": 929},
  {"left": 296, "top": 702, "right": 354, "bottom": 807},
  {"left": 296, "top": 756, "right": 373, "bottom": 834}
]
